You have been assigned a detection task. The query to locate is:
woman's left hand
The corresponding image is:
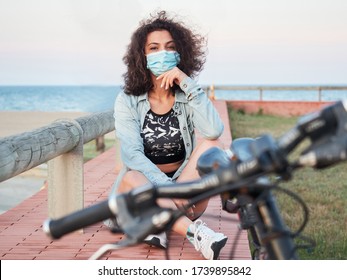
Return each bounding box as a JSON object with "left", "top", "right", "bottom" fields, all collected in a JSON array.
[{"left": 156, "top": 67, "right": 188, "bottom": 90}]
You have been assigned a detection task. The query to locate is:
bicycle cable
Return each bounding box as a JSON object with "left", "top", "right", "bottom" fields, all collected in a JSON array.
[{"left": 252, "top": 185, "right": 315, "bottom": 258}]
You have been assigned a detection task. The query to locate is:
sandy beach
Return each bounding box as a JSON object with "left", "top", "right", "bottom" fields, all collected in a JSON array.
[{"left": 0, "top": 111, "right": 90, "bottom": 138}]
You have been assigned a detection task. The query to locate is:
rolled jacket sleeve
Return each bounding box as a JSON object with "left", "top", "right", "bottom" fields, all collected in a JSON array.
[{"left": 179, "top": 77, "right": 224, "bottom": 139}]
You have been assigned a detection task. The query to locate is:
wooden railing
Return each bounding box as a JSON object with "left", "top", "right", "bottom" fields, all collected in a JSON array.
[
  {"left": 205, "top": 85, "right": 347, "bottom": 102},
  {"left": 0, "top": 111, "right": 116, "bottom": 219}
]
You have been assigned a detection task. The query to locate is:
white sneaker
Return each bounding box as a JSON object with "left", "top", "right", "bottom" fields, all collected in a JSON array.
[
  {"left": 144, "top": 232, "right": 167, "bottom": 249},
  {"left": 103, "top": 218, "right": 123, "bottom": 233},
  {"left": 190, "top": 219, "right": 228, "bottom": 260}
]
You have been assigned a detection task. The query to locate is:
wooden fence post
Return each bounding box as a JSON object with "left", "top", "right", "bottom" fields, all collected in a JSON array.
[
  {"left": 318, "top": 87, "right": 322, "bottom": 102},
  {"left": 259, "top": 88, "right": 263, "bottom": 101},
  {"left": 95, "top": 136, "right": 105, "bottom": 152},
  {"left": 209, "top": 84, "right": 215, "bottom": 100},
  {"left": 47, "top": 119, "right": 84, "bottom": 220}
]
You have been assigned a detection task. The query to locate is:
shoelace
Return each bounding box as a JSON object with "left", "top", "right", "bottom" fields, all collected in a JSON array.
[{"left": 192, "top": 219, "right": 208, "bottom": 251}]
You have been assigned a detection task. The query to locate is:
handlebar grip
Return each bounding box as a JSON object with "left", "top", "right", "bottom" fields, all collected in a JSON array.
[
  {"left": 299, "top": 136, "right": 347, "bottom": 168},
  {"left": 43, "top": 200, "right": 113, "bottom": 239}
]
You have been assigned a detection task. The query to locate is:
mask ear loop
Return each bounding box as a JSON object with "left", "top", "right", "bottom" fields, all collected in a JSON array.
[
  {"left": 144, "top": 52, "right": 150, "bottom": 69},
  {"left": 174, "top": 51, "right": 181, "bottom": 65}
]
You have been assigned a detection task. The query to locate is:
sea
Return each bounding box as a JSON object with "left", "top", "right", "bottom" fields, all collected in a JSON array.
[
  {"left": 1, "top": 85, "right": 347, "bottom": 112},
  {"left": 0, "top": 85, "right": 121, "bottom": 112}
]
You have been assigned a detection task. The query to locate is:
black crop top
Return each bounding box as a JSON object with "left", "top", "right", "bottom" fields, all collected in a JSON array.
[{"left": 141, "top": 108, "right": 185, "bottom": 164}]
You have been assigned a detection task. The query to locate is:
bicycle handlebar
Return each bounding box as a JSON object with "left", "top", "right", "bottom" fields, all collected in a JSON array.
[
  {"left": 43, "top": 100, "right": 347, "bottom": 248},
  {"left": 278, "top": 100, "right": 347, "bottom": 154},
  {"left": 43, "top": 200, "right": 115, "bottom": 239}
]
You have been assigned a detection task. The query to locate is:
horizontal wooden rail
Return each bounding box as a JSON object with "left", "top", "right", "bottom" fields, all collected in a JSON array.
[
  {"left": 0, "top": 110, "right": 115, "bottom": 218},
  {"left": 205, "top": 85, "right": 347, "bottom": 102},
  {"left": 212, "top": 85, "right": 347, "bottom": 91},
  {"left": 0, "top": 110, "right": 114, "bottom": 183}
]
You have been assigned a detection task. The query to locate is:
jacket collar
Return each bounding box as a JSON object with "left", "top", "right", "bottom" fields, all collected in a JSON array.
[
  {"left": 137, "top": 90, "right": 188, "bottom": 104},
  {"left": 138, "top": 94, "right": 147, "bottom": 102}
]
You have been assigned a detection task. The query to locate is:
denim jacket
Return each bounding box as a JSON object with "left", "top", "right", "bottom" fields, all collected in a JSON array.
[{"left": 113, "top": 77, "right": 224, "bottom": 187}]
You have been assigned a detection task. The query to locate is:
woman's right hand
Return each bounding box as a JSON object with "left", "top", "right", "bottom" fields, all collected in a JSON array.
[
  {"left": 173, "top": 198, "right": 195, "bottom": 219},
  {"left": 156, "top": 67, "right": 188, "bottom": 90}
]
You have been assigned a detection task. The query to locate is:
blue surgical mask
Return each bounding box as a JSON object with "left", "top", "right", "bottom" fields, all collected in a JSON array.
[{"left": 146, "top": 50, "right": 181, "bottom": 76}]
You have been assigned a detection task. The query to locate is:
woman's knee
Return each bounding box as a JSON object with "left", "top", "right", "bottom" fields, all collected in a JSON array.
[
  {"left": 118, "top": 170, "right": 149, "bottom": 193},
  {"left": 201, "top": 139, "right": 223, "bottom": 148},
  {"left": 194, "top": 139, "right": 223, "bottom": 155}
]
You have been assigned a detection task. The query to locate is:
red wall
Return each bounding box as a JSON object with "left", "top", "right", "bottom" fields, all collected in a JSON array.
[{"left": 226, "top": 101, "right": 332, "bottom": 117}]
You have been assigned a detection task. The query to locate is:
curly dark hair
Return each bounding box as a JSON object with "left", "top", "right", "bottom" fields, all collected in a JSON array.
[{"left": 122, "top": 11, "right": 207, "bottom": 96}]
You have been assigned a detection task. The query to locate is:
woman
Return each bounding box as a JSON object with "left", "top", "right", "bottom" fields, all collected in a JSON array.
[{"left": 113, "top": 11, "right": 227, "bottom": 260}]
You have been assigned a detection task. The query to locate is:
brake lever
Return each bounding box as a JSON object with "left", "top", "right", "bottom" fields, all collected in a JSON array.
[
  {"left": 89, "top": 237, "right": 138, "bottom": 260},
  {"left": 90, "top": 206, "right": 177, "bottom": 260}
]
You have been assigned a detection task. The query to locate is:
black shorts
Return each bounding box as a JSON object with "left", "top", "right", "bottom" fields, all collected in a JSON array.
[{"left": 165, "top": 170, "right": 177, "bottom": 178}]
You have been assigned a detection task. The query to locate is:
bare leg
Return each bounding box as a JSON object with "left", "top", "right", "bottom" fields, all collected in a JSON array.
[
  {"left": 176, "top": 139, "right": 223, "bottom": 219},
  {"left": 117, "top": 170, "right": 191, "bottom": 236}
]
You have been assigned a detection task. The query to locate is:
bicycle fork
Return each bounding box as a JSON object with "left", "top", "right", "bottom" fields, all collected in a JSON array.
[{"left": 253, "top": 190, "right": 298, "bottom": 260}]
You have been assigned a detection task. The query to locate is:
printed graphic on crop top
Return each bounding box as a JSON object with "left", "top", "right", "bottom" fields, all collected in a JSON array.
[{"left": 141, "top": 109, "right": 185, "bottom": 164}]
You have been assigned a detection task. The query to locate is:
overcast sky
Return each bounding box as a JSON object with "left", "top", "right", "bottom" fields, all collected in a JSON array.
[{"left": 0, "top": 0, "right": 346, "bottom": 85}]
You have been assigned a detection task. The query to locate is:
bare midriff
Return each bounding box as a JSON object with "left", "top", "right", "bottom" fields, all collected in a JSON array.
[{"left": 156, "top": 159, "right": 184, "bottom": 173}]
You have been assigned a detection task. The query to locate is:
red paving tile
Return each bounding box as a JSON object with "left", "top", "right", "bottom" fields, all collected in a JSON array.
[{"left": 0, "top": 100, "right": 251, "bottom": 260}]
